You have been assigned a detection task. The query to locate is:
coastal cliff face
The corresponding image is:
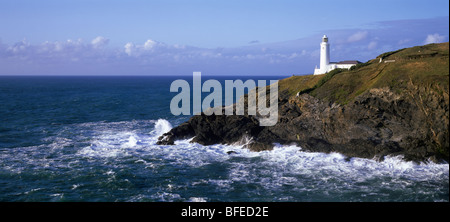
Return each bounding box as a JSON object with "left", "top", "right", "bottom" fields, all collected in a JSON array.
[{"left": 158, "top": 43, "right": 449, "bottom": 163}]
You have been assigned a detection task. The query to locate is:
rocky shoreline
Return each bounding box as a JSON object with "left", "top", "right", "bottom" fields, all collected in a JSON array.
[{"left": 157, "top": 43, "right": 449, "bottom": 163}]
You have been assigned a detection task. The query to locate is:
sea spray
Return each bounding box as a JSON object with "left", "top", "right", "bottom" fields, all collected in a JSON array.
[{"left": 153, "top": 119, "right": 173, "bottom": 137}]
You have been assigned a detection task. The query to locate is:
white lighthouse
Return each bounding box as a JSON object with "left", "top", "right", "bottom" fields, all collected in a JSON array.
[
  {"left": 314, "top": 35, "right": 360, "bottom": 75},
  {"left": 319, "top": 35, "right": 330, "bottom": 74}
]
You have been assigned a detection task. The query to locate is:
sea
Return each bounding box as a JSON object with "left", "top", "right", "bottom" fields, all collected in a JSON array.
[{"left": 0, "top": 75, "right": 448, "bottom": 202}]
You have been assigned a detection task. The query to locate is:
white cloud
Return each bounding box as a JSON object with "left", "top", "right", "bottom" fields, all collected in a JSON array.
[
  {"left": 3, "top": 37, "right": 116, "bottom": 64},
  {"left": 347, "top": 31, "right": 369, "bottom": 43},
  {"left": 7, "top": 40, "right": 30, "bottom": 54},
  {"left": 47, "top": 39, "right": 84, "bottom": 53},
  {"left": 173, "top": 44, "right": 186, "bottom": 49},
  {"left": 424, "top": 33, "right": 446, "bottom": 44},
  {"left": 91, "top": 36, "right": 109, "bottom": 48},
  {"left": 143, "top": 39, "right": 157, "bottom": 50},
  {"left": 124, "top": 42, "right": 135, "bottom": 56},
  {"left": 123, "top": 39, "right": 162, "bottom": 56}
]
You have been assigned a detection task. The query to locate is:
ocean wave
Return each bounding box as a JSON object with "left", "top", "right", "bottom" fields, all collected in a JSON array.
[
  {"left": 4, "top": 118, "right": 448, "bottom": 180},
  {"left": 1, "top": 119, "right": 448, "bottom": 201}
]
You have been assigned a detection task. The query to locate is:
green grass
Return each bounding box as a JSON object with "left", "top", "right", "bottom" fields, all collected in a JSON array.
[
  {"left": 278, "top": 74, "right": 322, "bottom": 97},
  {"left": 309, "top": 42, "right": 449, "bottom": 104},
  {"left": 277, "top": 42, "right": 449, "bottom": 105}
]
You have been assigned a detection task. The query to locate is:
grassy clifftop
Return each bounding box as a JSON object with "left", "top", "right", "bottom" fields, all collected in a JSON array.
[{"left": 280, "top": 42, "right": 449, "bottom": 104}]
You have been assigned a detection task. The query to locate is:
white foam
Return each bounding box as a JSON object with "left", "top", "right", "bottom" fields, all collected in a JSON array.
[
  {"left": 122, "top": 134, "right": 138, "bottom": 148},
  {"left": 71, "top": 120, "right": 448, "bottom": 186},
  {"left": 152, "top": 119, "right": 172, "bottom": 137},
  {"left": 208, "top": 144, "right": 449, "bottom": 197},
  {"left": 188, "top": 197, "right": 208, "bottom": 202},
  {"left": 151, "top": 192, "right": 182, "bottom": 202},
  {"left": 154, "top": 139, "right": 232, "bottom": 167},
  {"left": 77, "top": 131, "right": 141, "bottom": 158},
  {"left": 75, "top": 119, "right": 165, "bottom": 158}
]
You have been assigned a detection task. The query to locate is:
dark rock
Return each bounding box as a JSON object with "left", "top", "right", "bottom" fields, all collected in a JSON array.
[
  {"left": 247, "top": 142, "right": 274, "bottom": 152},
  {"left": 157, "top": 83, "right": 449, "bottom": 163},
  {"left": 227, "top": 151, "right": 238, "bottom": 155}
]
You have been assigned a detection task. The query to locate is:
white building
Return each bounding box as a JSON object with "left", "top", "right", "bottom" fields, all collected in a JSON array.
[{"left": 314, "top": 35, "right": 360, "bottom": 75}]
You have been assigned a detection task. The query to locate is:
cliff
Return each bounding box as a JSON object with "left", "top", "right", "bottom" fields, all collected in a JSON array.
[{"left": 158, "top": 42, "right": 449, "bottom": 163}]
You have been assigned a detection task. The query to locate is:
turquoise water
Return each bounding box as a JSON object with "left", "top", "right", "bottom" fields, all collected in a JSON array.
[{"left": 0, "top": 76, "right": 448, "bottom": 202}]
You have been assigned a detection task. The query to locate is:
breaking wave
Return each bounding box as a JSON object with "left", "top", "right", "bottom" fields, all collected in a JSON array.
[{"left": 152, "top": 119, "right": 173, "bottom": 137}]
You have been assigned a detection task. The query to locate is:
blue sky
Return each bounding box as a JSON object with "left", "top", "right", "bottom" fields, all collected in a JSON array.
[{"left": 0, "top": 0, "right": 449, "bottom": 75}]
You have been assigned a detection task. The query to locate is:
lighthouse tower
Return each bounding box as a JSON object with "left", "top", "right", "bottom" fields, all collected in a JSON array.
[
  {"left": 313, "top": 35, "right": 360, "bottom": 75},
  {"left": 314, "top": 35, "right": 331, "bottom": 75},
  {"left": 319, "top": 35, "right": 330, "bottom": 73}
]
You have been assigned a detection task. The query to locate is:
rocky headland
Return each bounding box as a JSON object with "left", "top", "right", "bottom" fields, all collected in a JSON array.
[{"left": 158, "top": 42, "right": 449, "bottom": 163}]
